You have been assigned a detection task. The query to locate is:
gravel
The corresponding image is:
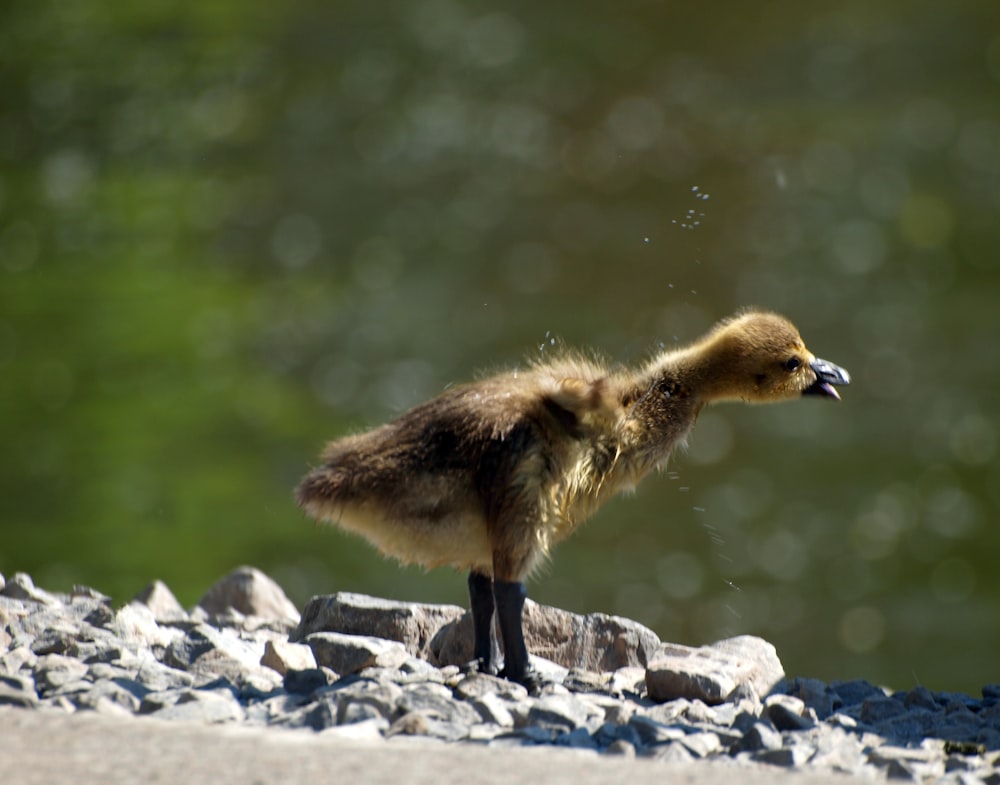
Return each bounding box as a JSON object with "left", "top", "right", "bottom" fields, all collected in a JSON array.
[{"left": 1, "top": 566, "right": 998, "bottom": 784}]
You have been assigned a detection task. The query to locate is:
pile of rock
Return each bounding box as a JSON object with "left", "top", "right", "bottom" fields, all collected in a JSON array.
[{"left": 1, "top": 567, "right": 998, "bottom": 782}]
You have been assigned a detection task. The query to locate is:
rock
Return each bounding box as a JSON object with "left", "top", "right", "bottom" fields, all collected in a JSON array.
[
  {"left": 604, "top": 739, "right": 637, "bottom": 757},
  {"left": 644, "top": 635, "right": 784, "bottom": 705},
  {"left": 327, "top": 677, "right": 403, "bottom": 724},
  {"left": 650, "top": 741, "right": 697, "bottom": 763},
  {"left": 291, "top": 593, "right": 464, "bottom": 660},
  {"left": 283, "top": 667, "right": 335, "bottom": 694},
  {"left": 733, "top": 720, "right": 783, "bottom": 753},
  {"left": 32, "top": 653, "right": 89, "bottom": 695},
  {"left": 470, "top": 691, "right": 516, "bottom": 727},
  {"left": 151, "top": 687, "right": 246, "bottom": 724},
  {"left": 396, "top": 682, "right": 482, "bottom": 726},
  {"left": 321, "top": 716, "right": 388, "bottom": 740},
  {"left": 860, "top": 695, "right": 907, "bottom": 724},
  {"left": 763, "top": 694, "right": 815, "bottom": 731},
  {"left": 197, "top": 567, "right": 299, "bottom": 626},
  {"left": 593, "top": 721, "right": 642, "bottom": 749},
  {"left": 110, "top": 603, "right": 178, "bottom": 649},
  {"left": 753, "top": 745, "right": 814, "bottom": 768},
  {"left": 0, "top": 674, "right": 38, "bottom": 708},
  {"left": 163, "top": 624, "right": 260, "bottom": 672},
  {"left": 2, "top": 573, "right": 60, "bottom": 605},
  {"left": 1, "top": 646, "right": 38, "bottom": 677},
  {"left": 523, "top": 693, "right": 604, "bottom": 734},
  {"left": 72, "top": 678, "right": 145, "bottom": 713},
  {"left": 627, "top": 714, "right": 687, "bottom": 745},
  {"left": 829, "top": 678, "right": 884, "bottom": 707},
  {"left": 132, "top": 580, "right": 188, "bottom": 623},
  {"left": 787, "top": 676, "right": 837, "bottom": 718},
  {"left": 260, "top": 639, "right": 316, "bottom": 675},
  {"left": 304, "top": 632, "right": 409, "bottom": 675},
  {"left": 430, "top": 599, "right": 661, "bottom": 672},
  {"left": 387, "top": 710, "right": 468, "bottom": 741},
  {"left": 7, "top": 568, "right": 1000, "bottom": 784}
]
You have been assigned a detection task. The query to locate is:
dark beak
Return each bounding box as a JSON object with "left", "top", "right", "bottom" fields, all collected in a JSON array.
[{"left": 803, "top": 358, "right": 851, "bottom": 400}]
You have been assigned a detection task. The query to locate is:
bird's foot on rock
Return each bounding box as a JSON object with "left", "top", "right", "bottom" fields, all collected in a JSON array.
[
  {"left": 461, "top": 657, "right": 500, "bottom": 677},
  {"left": 500, "top": 665, "right": 544, "bottom": 696}
]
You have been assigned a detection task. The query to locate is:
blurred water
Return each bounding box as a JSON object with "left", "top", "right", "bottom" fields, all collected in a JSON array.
[{"left": 1, "top": 0, "right": 999, "bottom": 693}]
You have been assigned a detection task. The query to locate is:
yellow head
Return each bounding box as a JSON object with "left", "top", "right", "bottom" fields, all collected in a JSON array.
[{"left": 693, "top": 310, "right": 850, "bottom": 404}]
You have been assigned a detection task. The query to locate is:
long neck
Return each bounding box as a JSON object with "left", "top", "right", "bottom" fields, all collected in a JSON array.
[
  {"left": 635, "top": 334, "right": 744, "bottom": 405},
  {"left": 608, "top": 348, "right": 708, "bottom": 475}
]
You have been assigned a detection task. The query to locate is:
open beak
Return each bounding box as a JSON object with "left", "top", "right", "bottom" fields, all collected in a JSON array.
[{"left": 803, "top": 357, "right": 851, "bottom": 400}]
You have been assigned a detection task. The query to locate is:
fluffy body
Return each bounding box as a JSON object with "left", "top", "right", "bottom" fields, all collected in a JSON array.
[{"left": 296, "top": 309, "right": 848, "bottom": 584}]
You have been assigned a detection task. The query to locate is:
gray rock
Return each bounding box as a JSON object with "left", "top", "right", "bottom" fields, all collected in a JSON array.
[
  {"left": 109, "top": 603, "right": 178, "bottom": 649},
  {"left": 0, "top": 674, "right": 38, "bottom": 708},
  {"left": 763, "top": 694, "right": 815, "bottom": 731},
  {"left": 453, "top": 672, "right": 527, "bottom": 701},
  {"left": 397, "top": 682, "right": 482, "bottom": 726},
  {"left": 645, "top": 635, "right": 784, "bottom": 705},
  {"left": 283, "top": 667, "right": 336, "bottom": 694},
  {"left": 162, "top": 624, "right": 261, "bottom": 672},
  {"left": 651, "top": 741, "right": 698, "bottom": 763},
  {"left": 753, "top": 745, "right": 814, "bottom": 767},
  {"left": 829, "top": 678, "right": 885, "bottom": 707},
  {"left": 733, "top": 720, "right": 783, "bottom": 753},
  {"left": 860, "top": 695, "right": 907, "bottom": 724},
  {"left": 387, "top": 711, "right": 468, "bottom": 741},
  {"left": 902, "top": 685, "right": 939, "bottom": 711},
  {"left": 868, "top": 744, "right": 946, "bottom": 781},
  {"left": 680, "top": 730, "right": 723, "bottom": 758},
  {"left": 197, "top": 566, "right": 299, "bottom": 626},
  {"left": 32, "top": 653, "right": 89, "bottom": 695},
  {"left": 132, "top": 580, "right": 188, "bottom": 623},
  {"left": 321, "top": 716, "right": 388, "bottom": 740},
  {"left": 627, "top": 714, "right": 687, "bottom": 745},
  {"left": 787, "top": 676, "right": 838, "bottom": 718},
  {"left": 260, "top": 639, "right": 316, "bottom": 676},
  {"left": 604, "top": 739, "right": 637, "bottom": 757},
  {"left": 328, "top": 677, "right": 403, "bottom": 723},
  {"left": 133, "top": 656, "right": 195, "bottom": 692},
  {"left": 305, "top": 632, "right": 409, "bottom": 675},
  {"left": 523, "top": 693, "right": 604, "bottom": 734},
  {"left": 593, "top": 721, "right": 642, "bottom": 749},
  {"left": 11, "top": 568, "right": 1000, "bottom": 784},
  {"left": 2, "top": 573, "right": 60, "bottom": 605},
  {"left": 806, "top": 726, "right": 869, "bottom": 774},
  {"left": 470, "top": 691, "right": 516, "bottom": 727},
  {"left": 151, "top": 687, "right": 246, "bottom": 724},
  {"left": 431, "top": 599, "right": 661, "bottom": 673},
  {"left": 554, "top": 726, "right": 599, "bottom": 750},
  {"left": 72, "top": 678, "right": 144, "bottom": 713},
  {"left": 292, "top": 593, "right": 464, "bottom": 661}
]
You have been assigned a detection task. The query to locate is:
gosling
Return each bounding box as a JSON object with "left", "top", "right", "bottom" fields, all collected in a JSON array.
[{"left": 296, "top": 309, "right": 850, "bottom": 689}]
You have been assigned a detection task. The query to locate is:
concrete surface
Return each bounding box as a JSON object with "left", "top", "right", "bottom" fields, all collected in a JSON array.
[{"left": 0, "top": 707, "right": 864, "bottom": 785}]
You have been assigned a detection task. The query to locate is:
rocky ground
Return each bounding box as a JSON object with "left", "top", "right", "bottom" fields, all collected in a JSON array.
[{"left": 1, "top": 567, "right": 998, "bottom": 783}]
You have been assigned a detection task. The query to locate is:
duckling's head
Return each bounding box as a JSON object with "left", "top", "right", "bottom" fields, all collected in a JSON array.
[{"left": 694, "top": 310, "right": 850, "bottom": 404}]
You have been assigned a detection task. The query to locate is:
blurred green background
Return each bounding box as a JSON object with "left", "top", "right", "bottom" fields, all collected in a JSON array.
[{"left": 2, "top": 0, "right": 999, "bottom": 694}]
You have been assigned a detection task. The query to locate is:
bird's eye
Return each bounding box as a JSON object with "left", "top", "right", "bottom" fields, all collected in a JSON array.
[{"left": 784, "top": 357, "right": 801, "bottom": 371}]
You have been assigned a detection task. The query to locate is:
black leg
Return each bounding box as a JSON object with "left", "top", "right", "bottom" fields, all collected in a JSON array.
[
  {"left": 467, "top": 571, "right": 498, "bottom": 675},
  {"left": 493, "top": 579, "right": 539, "bottom": 692}
]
